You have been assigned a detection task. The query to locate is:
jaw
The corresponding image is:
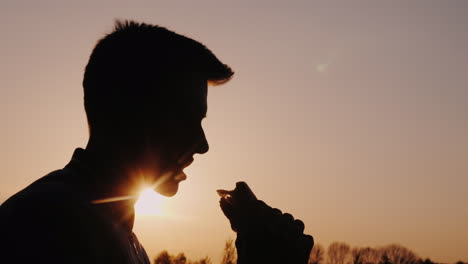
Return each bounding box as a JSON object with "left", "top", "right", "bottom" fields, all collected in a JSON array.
[
  {"left": 154, "top": 179, "right": 180, "bottom": 197},
  {"left": 137, "top": 150, "right": 188, "bottom": 197},
  {"left": 151, "top": 169, "right": 184, "bottom": 197}
]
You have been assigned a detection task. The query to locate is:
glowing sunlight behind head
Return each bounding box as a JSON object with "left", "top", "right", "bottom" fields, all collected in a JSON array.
[{"left": 135, "top": 188, "right": 167, "bottom": 216}]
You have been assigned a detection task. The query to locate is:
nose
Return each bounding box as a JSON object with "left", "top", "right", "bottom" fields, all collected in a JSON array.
[{"left": 195, "top": 129, "right": 209, "bottom": 154}]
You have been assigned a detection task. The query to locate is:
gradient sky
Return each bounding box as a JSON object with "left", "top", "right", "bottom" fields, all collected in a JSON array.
[{"left": 1, "top": 1, "right": 467, "bottom": 263}]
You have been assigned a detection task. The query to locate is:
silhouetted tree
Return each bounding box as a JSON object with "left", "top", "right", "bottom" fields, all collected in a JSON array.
[
  {"left": 417, "top": 258, "right": 438, "bottom": 264},
  {"left": 153, "top": 242, "right": 465, "bottom": 264},
  {"left": 379, "top": 253, "right": 391, "bottom": 264},
  {"left": 221, "top": 238, "right": 237, "bottom": 264},
  {"left": 309, "top": 244, "right": 325, "bottom": 264},
  {"left": 327, "top": 242, "right": 351, "bottom": 264},
  {"left": 189, "top": 257, "right": 212, "bottom": 264},
  {"left": 352, "top": 247, "right": 381, "bottom": 264},
  {"left": 155, "top": 250, "right": 172, "bottom": 264},
  {"left": 173, "top": 253, "right": 187, "bottom": 264},
  {"left": 154, "top": 251, "right": 212, "bottom": 264},
  {"left": 379, "top": 244, "right": 418, "bottom": 264}
]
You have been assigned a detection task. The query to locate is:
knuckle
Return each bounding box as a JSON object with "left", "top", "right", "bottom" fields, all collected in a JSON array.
[
  {"left": 294, "top": 219, "right": 305, "bottom": 232},
  {"left": 304, "top": 234, "right": 314, "bottom": 249},
  {"left": 272, "top": 208, "right": 282, "bottom": 215},
  {"left": 283, "top": 213, "right": 294, "bottom": 219}
]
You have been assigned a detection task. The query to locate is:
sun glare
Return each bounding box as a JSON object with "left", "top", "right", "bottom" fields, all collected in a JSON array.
[{"left": 135, "top": 188, "right": 166, "bottom": 216}]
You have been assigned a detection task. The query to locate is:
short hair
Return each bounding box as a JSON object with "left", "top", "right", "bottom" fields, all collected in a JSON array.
[{"left": 83, "top": 20, "right": 234, "bottom": 134}]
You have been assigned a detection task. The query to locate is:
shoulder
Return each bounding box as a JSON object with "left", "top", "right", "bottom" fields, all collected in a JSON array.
[
  {"left": 0, "top": 170, "right": 120, "bottom": 263},
  {"left": 1, "top": 169, "right": 81, "bottom": 218},
  {"left": 0, "top": 169, "right": 91, "bottom": 240}
]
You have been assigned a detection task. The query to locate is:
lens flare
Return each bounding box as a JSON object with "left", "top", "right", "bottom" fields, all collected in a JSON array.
[{"left": 135, "top": 188, "right": 166, "bottom": 216}]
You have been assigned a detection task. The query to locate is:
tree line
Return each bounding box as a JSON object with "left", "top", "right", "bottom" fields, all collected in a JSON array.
[
  {"left": 153, "top": 240, "right": 466, "bottom": 264},
  {"left": 309, "top": 242, "right": 465, "bottom": 264}
]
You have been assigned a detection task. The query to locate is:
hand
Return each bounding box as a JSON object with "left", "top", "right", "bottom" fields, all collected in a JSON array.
[{"left": 218, "top": 182, "right": 314, "bottom": 264}]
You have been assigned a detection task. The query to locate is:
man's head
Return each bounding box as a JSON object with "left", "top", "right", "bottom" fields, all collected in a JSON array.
[{"left": 83, "top": 20, "right": 233, "bottom": 196}]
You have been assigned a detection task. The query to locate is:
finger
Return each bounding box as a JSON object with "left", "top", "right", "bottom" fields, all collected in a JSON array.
[
  {"left": 216, "top": 189, "right": 233, "bottom": 198},
  {"left": 294, "top": 234, "right": 314, "bottom": 264},
  {"left": 235, "top": 181, "right": 248, "bottom": 189},
  {"left": 294, "top": 219, "right": 305, "bottom": 233},
  {"left": 282, "top": 213, "right": 294, "bottom": 222},
  {"left": 256, "top": 200, "right": 269, "bottom": 210},
  {"left": 280, "top": 213, "right": 295, "bottom": 232},
  {"left": 235, "top": 182, "right": 257, "bottom": 201},
  {"left": 269, "top": 213, "right": 296, "bottom": 239},
  {"left": 219, "top": 197, "right": 235, "bottom": 218},
  {"left": 219, "top": 198, "right": 240, "bottom": 232},
  {"left": 271, "top": 208, "right": 282, "bottom": 216},
  {"left": 221, "top": 195, "right": 239, "bottom": 209},
  {"left": 302, "top": 234, "right": 314, "bottom": 251},
  {"left": 265, "top": 210, "right": 283, "bottom": 235}
]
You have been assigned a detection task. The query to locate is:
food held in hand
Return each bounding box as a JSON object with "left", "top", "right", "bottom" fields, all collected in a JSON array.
[{"left": 217, "top": 182, "right": 257, "bottom": 204}]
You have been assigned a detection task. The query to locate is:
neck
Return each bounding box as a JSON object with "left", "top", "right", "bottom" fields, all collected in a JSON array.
[{"left": 84, "top": 135, "right": 146, "bottom": 201}]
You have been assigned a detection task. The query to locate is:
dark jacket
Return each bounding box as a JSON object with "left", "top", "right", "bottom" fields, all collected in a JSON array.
[{"left": 0, "top": 149, "right": 150, "bottom": 264}]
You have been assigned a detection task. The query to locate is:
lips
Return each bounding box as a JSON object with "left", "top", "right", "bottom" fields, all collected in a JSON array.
[
  {"left": 178, "top": 157, "right": 194, "bottom": 169},
  {"left": 174, "top": 172, "right": 187, "bottom": 182},
  {"left": 172, "top": 157, "right": 193, "bottom": 182}
]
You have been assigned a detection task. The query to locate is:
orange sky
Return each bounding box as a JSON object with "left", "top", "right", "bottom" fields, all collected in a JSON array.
[{"left": 1, "top": 1, "right": 467, "bottom": 263}]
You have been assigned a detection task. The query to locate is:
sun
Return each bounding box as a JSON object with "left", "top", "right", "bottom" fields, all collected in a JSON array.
[{"left": 135, "top": 188, "right": 166, "bottom": 216}]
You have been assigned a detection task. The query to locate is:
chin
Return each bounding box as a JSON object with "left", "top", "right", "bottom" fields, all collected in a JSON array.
[{"left": 155, "top": 180, "right": 180, "bottom": 197}]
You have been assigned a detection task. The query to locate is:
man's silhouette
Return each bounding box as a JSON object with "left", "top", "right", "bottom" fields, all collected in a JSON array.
[{"left": 0, "top": 21, "right": 313, "bottom": 264}]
